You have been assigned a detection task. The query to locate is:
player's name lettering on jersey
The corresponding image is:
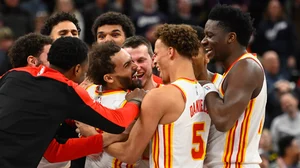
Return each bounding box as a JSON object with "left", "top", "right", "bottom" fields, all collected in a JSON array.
[{"left": 190, "top": 99, "right": 207, "bottom": 117}]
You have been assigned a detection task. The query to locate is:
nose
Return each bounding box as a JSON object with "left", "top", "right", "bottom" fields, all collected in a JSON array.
[
  {"left": 66, "top": 31, "right": 74, "bottom": 37},
  {"left": 201, "top": 37, "right": 208, "bottom": 47},
  {"left": 105, "top": 35, "right": 113, "bottom": 42},
  {"left": 132, "top": 62, "right": 138, "bottom": 70}
]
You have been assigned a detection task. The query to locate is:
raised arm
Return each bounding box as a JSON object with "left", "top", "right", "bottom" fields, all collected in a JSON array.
[
  {"left": 205, "top": 59, "right": 264, "bottom": 132},
  {"left": 69, "top": 87, "right": 146, "bottom": 134},
  {"left": 104, "top": 89, "right": 166, "bottom": 164}
]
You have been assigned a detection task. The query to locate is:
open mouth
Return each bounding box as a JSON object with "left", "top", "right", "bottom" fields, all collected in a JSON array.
[{"left": 132, "top": 71, "right": 144, "bottom": 79}]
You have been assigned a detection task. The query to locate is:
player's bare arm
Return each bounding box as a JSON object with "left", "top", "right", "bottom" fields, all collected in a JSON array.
[
  {"left": 104, "top": 85, "right": 184, "bottom": 163},
  {"left": 205, "top": 59, "right": 264, "bottom": 132}
]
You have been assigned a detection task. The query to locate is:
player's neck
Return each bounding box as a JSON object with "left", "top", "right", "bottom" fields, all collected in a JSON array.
[
  {"left": 223, "top": 47, "right": 247, "bottom": 70},
  {"left": 169, "top": 59, "right": 196, "bottom": 83},
  {"left": 102, "top": 84, "right": 123, "bottom": 92},
  {"left": 143, "top": 75, "right": 157, "bottom": 90}
]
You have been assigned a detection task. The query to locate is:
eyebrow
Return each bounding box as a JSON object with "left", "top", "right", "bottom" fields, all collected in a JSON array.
[
  {"left": 58, "top": 29, "right": 78, "bottom": 32},
  {"left": 97, "top": 29, "right": 122, "bottom": 35}
]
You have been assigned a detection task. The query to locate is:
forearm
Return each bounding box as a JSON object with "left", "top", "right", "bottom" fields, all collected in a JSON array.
[
  {"left": 205, "top": 92, "right": 235, "bottom": 132},
  {"left": 44, "top": 134, "right": 103, "bottom": 163},
  {"left": 105, "top": 142, "right": 138, "bottom": 164}
]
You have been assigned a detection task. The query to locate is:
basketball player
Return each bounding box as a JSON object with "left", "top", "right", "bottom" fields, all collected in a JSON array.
[
  {"left": 201, "top": 4, "right": 267, "bottom": 167},
  {"left": 8, "top": 33, "right": 52, "bottom": 68},
  {"left": 41, "top": 12, "right": 80, "bottom": 40},
  {"left": 0, "top": 37, "right": 146, "bottom": 168},
  {"left": 123, "top": 36, "right": 161, "bottom": 90},
  {"left": 92, "top": 11, "right": 135, "bottom": 47},
  {"left": 104, "top": 24, "right": 212, "bottom": 168},
  {"left": 74, "top": 42, "right": 142, "bottom": 168}
]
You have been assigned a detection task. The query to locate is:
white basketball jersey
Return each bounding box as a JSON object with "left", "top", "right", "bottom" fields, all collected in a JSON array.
[
  {"left": 149, "top": 78, "right": 211, "bottom": 168},
  {"left": 85, "top": 84, "right": 141, "bottom": 168},
  {"left": 204, "top": 53, "right": 267, "bottom": 168}
]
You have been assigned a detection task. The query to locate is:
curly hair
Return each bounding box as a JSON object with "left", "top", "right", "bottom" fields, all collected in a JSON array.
[
  {"left": 122, "top": 35, "right": 154, "bottom": 57},
  {"left": 87, "top": 42, "right": 121, "bottom": 85},
  {"left": 92, "top": 12, "right": 135, "bottom": 41},
  {"left": 8, "top": 33, "right": 52, "bottom": 68},
  {"left": 208, "top": 4, "right": 254, "bottom": 47},
  {"left": 154, "top": 24, "right": 200, "bottom": 58},
  {"left": 40, "top": 12, "right": 81, "bottom": 36},
  {"left": 47, "top": 37, "right": 88, "bottom": 71}
]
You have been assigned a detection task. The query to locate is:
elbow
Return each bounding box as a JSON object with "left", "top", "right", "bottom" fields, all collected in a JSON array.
[
  {"left": 213, "top": 118, "right": 235, "bottom": 132},
  {"left": 121, "top": 156, "right": 139, "bottom": 164}
]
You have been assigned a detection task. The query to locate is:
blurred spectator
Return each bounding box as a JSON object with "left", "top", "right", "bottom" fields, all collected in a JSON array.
[
  {"left": 270, "top": 136, "right": 300, "bottom": 168},
  {"left": 271, "top": 93, "right": 300, "bottom": 151},
  {"left": 251, "top": 0, "right": 298, "bottom": 76},
  {"left": 259, "top": 129, "right": 278, "bottom": 166},
  {"left": 0, "top": 0, "right": 34, "bottom": 38},
  {"left": 81, "top": 0, "right": 112, "bottom": 45},
  {"left": 169, "top": 0, "right": 200, "bottom": 25},
  {"left": 132, "top": 0, "right": 167, "bottom": 37},
  {"left": 54, "top": 0, "right": 85, "bottom": 40},
  {"left": 20, "top": 0, "right": 48, "bottom": 17},
  {"left": 0, "top": 27, "right": 14, "bottom": 76},
  {"left": 34, "top": 11, "right": 48, "bottom": 33},
  {"left": 262, "top": 50, "right": 292, "bottom": 128}
]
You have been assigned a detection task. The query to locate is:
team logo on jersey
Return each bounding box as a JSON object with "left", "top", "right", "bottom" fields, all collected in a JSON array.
[{"left": 204, "top": 85, "right": 211, "bottom": 90}]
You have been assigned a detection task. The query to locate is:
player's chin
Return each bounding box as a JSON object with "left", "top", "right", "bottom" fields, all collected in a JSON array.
[{"left": 130, "top": 79, "right": 143, "bottom": 90}]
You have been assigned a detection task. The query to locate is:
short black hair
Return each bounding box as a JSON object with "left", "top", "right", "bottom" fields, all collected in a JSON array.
[
  {"left": 87, "top": 42, "right": 121, "bottom": 85},
  {"left": 122, "top": 35, "right": 154, "bottom": 57},
  {"left": 8, "top": 33, "right": 53, "bottom": 68},
  {"left": 92, "top": 12, "right": 135, "bottom": 41},
  {"left": 208, "top": 4, "right": 254, "bottom": 47},
  {"left": 41, "top": 12, "right": 81, "bottom": 36},
  {"left": 278, "top": 135, "right": 295, "bottom": 157},
  {"left": 48, "top": 37, "right": 88, "bottom": 71},
  {"left": 190, "top": 25, "right": 205, "bottom": 41}
]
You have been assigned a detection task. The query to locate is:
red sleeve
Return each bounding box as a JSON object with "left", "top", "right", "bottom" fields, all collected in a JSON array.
[
  {"left": 12, "top": 66, "right": 140, "bottom": 134},
  {"left": 71, "top": 85, "right": 140, "bottom": 129},
  {"left": 153, "top": 75, "right": 162, "bottom": 84},
  {"left": 44, "top": 134, "right": 103, "bottom": 163}
]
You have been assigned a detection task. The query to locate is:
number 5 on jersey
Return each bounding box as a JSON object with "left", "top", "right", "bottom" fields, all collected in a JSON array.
[{"left": 191, "top": 122, "right": 206, "bottom": 160}]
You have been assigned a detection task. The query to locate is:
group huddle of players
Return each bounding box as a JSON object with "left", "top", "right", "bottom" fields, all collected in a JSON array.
[{"left": 0, "top": 4, "right": 267, "bottom": 168}]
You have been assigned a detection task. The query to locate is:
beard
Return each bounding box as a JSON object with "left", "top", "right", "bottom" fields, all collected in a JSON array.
[{"left": 116, "top": 75, "right": 142, "bottom": 91}]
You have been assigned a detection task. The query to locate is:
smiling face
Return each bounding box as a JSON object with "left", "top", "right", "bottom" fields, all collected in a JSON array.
[
  {"left": 154, "top": 39, "right": 170, "bottom": 84},
  {"left": 201, "top": 20, "right": 230, "bottom": 62},
  {"left": 124, "top": 44, "right": 153, "bottom": 88},
  {"left": 108, "top": 49, "right": 139, "bottom": 90}
]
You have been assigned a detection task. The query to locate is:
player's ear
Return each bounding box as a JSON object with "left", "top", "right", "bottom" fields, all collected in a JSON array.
[
  {"left": 168, "top": 47, "right": 175, "bottom": 59},
  {"left": 104, "top": 74, "right": 114, "bottom": 84},
  {"left": 74, "top": 64, "right": 81, "bottom": 77},
  {"left": 227, "top": 32, "right": 236, "bottom": 44},
  {"left": 27, "top": 55, "right": 37, "bottom": 67}
]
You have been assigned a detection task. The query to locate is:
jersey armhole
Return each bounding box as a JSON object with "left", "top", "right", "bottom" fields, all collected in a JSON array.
[{"left": 170, "top": 84, "right": 186, "bottom": 103}]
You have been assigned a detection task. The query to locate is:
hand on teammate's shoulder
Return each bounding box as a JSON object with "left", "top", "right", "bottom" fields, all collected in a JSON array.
[{"left": 125, "top": 88, "right": 147, "bottom": 105}]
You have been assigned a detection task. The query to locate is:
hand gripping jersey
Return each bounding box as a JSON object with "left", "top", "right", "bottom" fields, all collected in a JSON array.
[
  {"left": 85, "top": 84, "right": 142, "bottom": 168},
  {"left": 150, "top": 78, "right": 211, "bottom": 168},
  {"left": 204, "top": 53, "right": 267, "bottom": 168}
]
